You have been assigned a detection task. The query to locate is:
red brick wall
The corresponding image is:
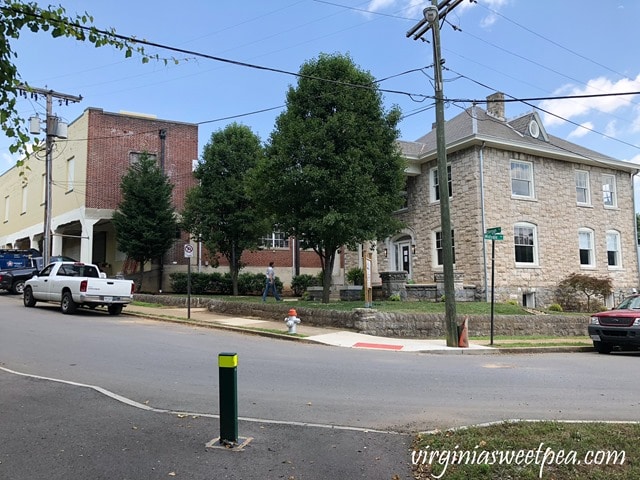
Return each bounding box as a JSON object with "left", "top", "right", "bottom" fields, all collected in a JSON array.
[
  {"left": 212, "top": 247, "right": 322, "bottom": 269},
  {"left": 85, "top": 108, "right": 198, "bottom": 211}
]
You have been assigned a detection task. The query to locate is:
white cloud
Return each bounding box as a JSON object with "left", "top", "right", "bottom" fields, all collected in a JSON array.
[
  {"left": 568, "top": 122, "right": 593, "bottom": 138},
  {"left": 604, "top": 120, "right": 618, "bottom": 138},
  {"left": 631, "top": 106, "right": 640, "bottom": 133},
  {"left": 540, "top": 73, "right": 640, "bottom": 126}
]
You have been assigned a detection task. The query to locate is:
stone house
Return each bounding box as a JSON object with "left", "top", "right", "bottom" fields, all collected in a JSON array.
[{"left": 373, "top": 93, "right": 640, "bottom": 308}]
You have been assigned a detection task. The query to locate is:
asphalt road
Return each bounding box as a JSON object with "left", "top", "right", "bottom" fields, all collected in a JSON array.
[
  {"left": 2, "top": 293, "right": 640, "bottom": 431},
  {"left": 2, "top": 293, "right": 640, "bottom": 479}
]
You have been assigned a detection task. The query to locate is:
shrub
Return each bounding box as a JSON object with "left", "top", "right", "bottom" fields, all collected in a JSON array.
[
  {"left": 556, "top": 273, "right": 612, "bottom": 312},
  {"left": 346, "top": 267, "right": 364, "bottom": 286},
  {"left": 169, "top": 272, "right": 188, "bottom": 293},
  {"left": 291, "top": 274, "right": 319, "bottom": 296},
  {"left": 548, "top": 303, "right": 563, "bottom": 312},
  {"left": 389, "top": 293, "right": 401, "bottom": 301}
]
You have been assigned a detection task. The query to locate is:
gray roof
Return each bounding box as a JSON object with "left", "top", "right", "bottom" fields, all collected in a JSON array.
[{"left": 400, "top": 105, "right": 638, "bottom": 173}]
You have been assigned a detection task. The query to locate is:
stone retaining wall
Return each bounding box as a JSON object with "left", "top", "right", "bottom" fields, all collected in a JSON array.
[{"left": 134, "top": 295, "right": 589, "bottom": 338}]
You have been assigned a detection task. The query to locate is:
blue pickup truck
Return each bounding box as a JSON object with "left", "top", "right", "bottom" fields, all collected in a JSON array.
[{"left": 0, "top": 249, "right": 44, "bottom": 294}]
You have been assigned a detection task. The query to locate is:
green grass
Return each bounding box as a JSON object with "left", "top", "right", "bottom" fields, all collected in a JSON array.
[
  {"left": 132, "top": 301, "right": 166, "bottom": 308},
  {"left": 470, "top": 335, "right": 593, "bottom": 348},
  {"left": 412, "top": 421, "right": 638, "bottom": 479},
  {"left": 215, "top": 296, "right": 531, "bottom": 315}
]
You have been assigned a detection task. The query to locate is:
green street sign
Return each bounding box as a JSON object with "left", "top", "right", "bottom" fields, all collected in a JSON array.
[
  {"left": 486, "top": 226, "right": 501, "bottom": 235},
  {"left": 484, "top": 233, "right": 504, "bottom": 241}
]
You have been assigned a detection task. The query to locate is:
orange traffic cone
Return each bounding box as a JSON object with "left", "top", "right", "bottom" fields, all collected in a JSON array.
[{"left": 458, "top": 316, "right": 469, "bottom": 348}]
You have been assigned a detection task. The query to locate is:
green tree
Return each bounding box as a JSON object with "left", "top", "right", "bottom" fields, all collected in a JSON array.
[
  {"left": 636, "top": 213, "right": 640, "bottom": 245},
  {"left": 181, "top": 123, "right": 269, "bottom": 296},
  {"left": 250, "top": 53, "right": 405, "bottom": 303},
  {"left": 558, "top": 273, "right": 613, "bottom": 312},
  {"left": 112, "top": 154, "right": 177, "bottom": 292},
  {"left": 0, "top": 2, "right": 167, "bottom": 162}
]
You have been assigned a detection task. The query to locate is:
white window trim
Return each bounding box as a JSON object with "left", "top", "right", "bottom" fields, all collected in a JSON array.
[
  {"left": 429, "top": 164, "right": 452, "bottom": 203},
  {"left": 514, "top": 222, "right": 539, "bottom": 267},
  {"left": 260, "top": 231, "right": 289, "bottom": 249},
  {"left": 575, "top": 170, "right": 591, "bottom": 206},
  {"left": 21, "top": 185, "right": 28, "bottom": 214},
  {"left": 578, "top": 228, "right": 596, "bottom": 268},
  {"left": 66, "top": 157, "right": 75, "bottom": 193},
  {"left": 3, "top": 195, "right": 9, "bottom": 223},
  {"left": 606, "top": 230, "right": 622, "bottom": 269},
  {"left": 432, "top": 228, "right": 455, "bottom": 269},
  {"left": 510, "top": 160, "right": 535, "bottom": 199},
  {"left": 602, "top": 174, "right": 617, "bottom": 208}
]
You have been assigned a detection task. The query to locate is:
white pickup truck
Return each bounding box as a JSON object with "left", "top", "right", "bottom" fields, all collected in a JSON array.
[{"left": 23, "top": 262, "right": 135, "bottom": 315}]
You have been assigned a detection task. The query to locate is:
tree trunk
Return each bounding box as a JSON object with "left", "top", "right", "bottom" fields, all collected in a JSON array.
[
  {"left": 321, "top": 250, "right": 336, "bottom": 304},
  {"left": 230, "top": 243, "right": 239, "bottom": 296},
  {"left": 138, "top": 261, "right": 145, "bottom": 293}
]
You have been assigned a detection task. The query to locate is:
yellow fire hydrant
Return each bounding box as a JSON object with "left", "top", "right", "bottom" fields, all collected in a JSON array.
[{"left": 285, "top": 308, "right": 301, "bottom": 334}]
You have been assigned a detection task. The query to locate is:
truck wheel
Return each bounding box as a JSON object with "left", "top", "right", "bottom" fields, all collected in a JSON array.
[
  {"left": 11, "top": 280, "right": 25, "bottom": 295},
  {"left": 61, "top": 291, "right": 78, "bottom": 314},
  {"left": 107, "top": 304, "right": 123, "bottom": 316},
  {"left": 23, "top": 287, "right": 37, "bottom": 307},
  {"left": 594, "top": 341, "right": 613, "bottom": 354}
]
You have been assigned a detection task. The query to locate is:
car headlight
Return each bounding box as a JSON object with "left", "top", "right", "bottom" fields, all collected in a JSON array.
[
  {"left": 590, "top": 317, "right": 600, "bottom": 325},
  {"left": 633, "top": 318, "right": 640, "bottom": 326}
]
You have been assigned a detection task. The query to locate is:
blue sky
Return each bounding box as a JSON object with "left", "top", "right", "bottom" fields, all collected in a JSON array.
[{"left": 4, "top": 0, "right": 640, "bottom": 182}]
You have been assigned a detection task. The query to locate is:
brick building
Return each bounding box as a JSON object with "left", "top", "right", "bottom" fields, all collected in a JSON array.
[
  {"left": 0, "top": 108, "right": 198, "bottom": 290},
  {"left": 372, "top": 93, "right": 640, "bottom": 308}
]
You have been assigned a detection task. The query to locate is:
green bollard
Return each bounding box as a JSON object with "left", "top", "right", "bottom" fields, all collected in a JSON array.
[{"left": 218, "top": 352, "right": 238, "bottom": 444}]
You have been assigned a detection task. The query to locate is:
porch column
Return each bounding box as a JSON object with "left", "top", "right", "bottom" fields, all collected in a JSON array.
[
  {"left": 51, "top": 228, "right": 63, "bottom": 257},
  {"left": 80, "top": 219, "right": 98, "bottom": 263}
]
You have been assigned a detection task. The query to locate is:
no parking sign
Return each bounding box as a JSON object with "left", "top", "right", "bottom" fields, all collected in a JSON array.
[{"left": 184, "top": 244, "right": 194, "bottom": 258}]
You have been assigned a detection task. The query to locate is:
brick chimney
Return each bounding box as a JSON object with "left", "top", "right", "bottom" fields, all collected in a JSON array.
[{"left": 486, "top": 92, "right": 505, "bottom": 120}]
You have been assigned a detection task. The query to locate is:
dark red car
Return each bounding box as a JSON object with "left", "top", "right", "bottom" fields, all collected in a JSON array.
[{"left": 589, "top": 294, "right": 640, "bottom": 354}]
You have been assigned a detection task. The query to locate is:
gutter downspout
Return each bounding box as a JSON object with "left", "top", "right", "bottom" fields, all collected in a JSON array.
[
  {"left": 480, "top": 140, "right": 488, "bottom": 301},
  {"left": 158, "top": 129, "right": 167, "bottom": 293},
  {"left": 633, "top": 172, "right": 640, "bottom": 289},
  {"left": 472, "top": 104, "right": 490, "bottom": 301}
]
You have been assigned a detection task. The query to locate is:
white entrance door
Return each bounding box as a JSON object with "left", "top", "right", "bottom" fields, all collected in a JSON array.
[{"left": 394, "top": 241, "right": 412, "bottom": 278}]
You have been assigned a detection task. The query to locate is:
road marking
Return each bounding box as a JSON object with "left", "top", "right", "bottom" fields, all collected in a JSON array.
[
  {"left": 0, "top": 366, "right": 403, "bottom": 435},
  {"left": 353, "top": 342, "right": 403, "bottom": 350}
]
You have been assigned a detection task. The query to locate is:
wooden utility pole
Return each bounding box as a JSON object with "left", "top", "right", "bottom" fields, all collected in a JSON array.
[
  {"left": 19, "top": 85, "right": 82, "bottom": 265},
  {"left": 407, "top": 0, "right": 464, "bottom": 346}
]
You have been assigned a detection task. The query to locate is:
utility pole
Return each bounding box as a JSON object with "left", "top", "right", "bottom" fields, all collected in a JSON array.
[
  {"left": 21, "top": 85, "right": 82, "bottom": 265},
  {"left": 407, "top": 0, "right": 464, "bottom": 347}
]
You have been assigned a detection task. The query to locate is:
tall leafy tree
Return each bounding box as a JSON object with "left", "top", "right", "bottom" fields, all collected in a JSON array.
[
  {"left": 112, "top": 154, "right": 177, "bottom": 292},
  {"left": 250, "top": 53, "right": 406, "bottom": 303},
  {"left": 181, "top": 123, "right": 269, "bottom": 296}
]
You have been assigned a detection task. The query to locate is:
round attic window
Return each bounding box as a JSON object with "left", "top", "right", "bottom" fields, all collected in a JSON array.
[{"left": 528, "top": 119, "right": 540, "bottom": 138}]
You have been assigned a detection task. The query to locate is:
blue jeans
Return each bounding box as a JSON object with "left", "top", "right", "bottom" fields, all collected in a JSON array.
[{"left": 262, "top": 280, "right": 280, "bottom": 301}]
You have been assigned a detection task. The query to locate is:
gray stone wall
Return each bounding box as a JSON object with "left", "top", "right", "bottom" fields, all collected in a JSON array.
[{"left": 134, "top": 295, "right": 589, "bottom": 338}]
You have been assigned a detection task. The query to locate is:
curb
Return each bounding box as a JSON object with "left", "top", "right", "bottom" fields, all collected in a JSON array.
[
  {"left": 123, "top": 310, "right": 321, "bottom": 345},
  {"left": 124, "top": 309, "right": 595, "bottom": 354}
]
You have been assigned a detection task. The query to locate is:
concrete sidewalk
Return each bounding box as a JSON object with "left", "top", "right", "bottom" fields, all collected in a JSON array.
[{"left": 124, "top": 304, "right": 496, "bottom": 354}]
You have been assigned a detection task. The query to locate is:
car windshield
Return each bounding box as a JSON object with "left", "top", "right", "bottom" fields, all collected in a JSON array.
[{"left": 616, "top": 296, "right": 640, "bottom": 310}]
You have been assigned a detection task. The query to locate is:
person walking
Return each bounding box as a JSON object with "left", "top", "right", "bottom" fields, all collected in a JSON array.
[{"left": 262, "top": 261, "right": 281, "bottom": 302}]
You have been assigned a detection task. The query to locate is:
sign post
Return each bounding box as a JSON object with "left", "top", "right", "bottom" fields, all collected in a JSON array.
[
  {"left": 363, "top": 248, "right": 373, "bottom": 308},
  {"left": 484, "top": 228, "right": 503, "bottom": 345},
  {"left": 184, "top": 244, "right": 194, "bottom": 319}
]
